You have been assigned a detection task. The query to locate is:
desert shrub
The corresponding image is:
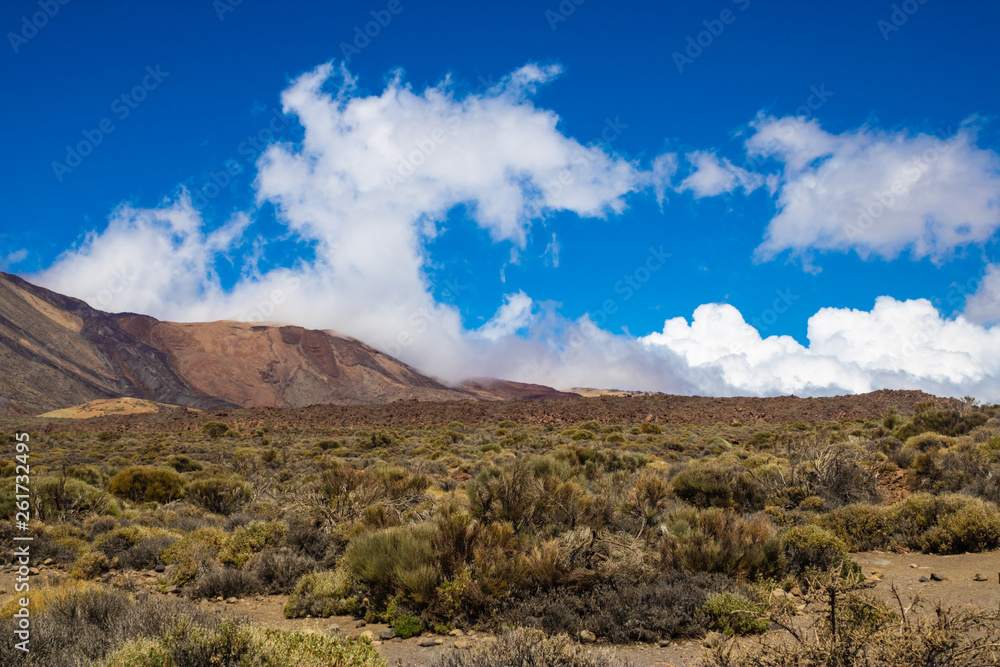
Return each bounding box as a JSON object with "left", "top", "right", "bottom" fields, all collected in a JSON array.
[
  {"left": 34, "top": 475, "right": 121, "bottom": 521},
  {"left": 571, "top": 430, "right": 595, "bottom": 441},
  {"left": 820, "top": 503, "right": 892, "bottom": 551},
  {"left": 640, "top": 422, "right": 663, "bottom": 434},
  {"left": 105, "top": 623, "right": 386, "bottom": 667},
  {"left": 800, "top": 443, "right": 882, "bottom": 507},
  {"left": 433, "top": 627, "right": 629, "bottom": 667},
  {"left": 781, "top": 525, "right": 848, "bottom": 575},
  {"left": 0, "top": 582, "right": 220, "bottom": 666},
  {"left": 249, "top": 547, "right": 315, "bottom": 594},
  {"left": 218, "top": 520, "right": 287, "bottom": 568},
  {"left": 469, "top": 460, "right": 541, "bottom": 532},
  {"left": 921, "top": 497, "right": 1000, "bottom": 554},
  {"left": 500, "top": 571, "right": 727, "bottom": 643},
  {"left": 72, "top": 551, "right": 111, "bottom": 580},
  {"left": 116, "top": 533, "right": 176, "bottom": 571},
  {"left": 165, "top": 455, "right": 204, "bottom": 473},
  {"left": 707, "top": 591, "right": 1000, "bottom": 667},
  {"left": 343, "top": 523, "right": 440, "bottom": 604},
  {"left": 671, "top": 467, "right": 734, "bottom": 509},
  {"left": 64, "top": 464, "right": 104, "bottom": 486},
  {"left": 201, "top": 421, "right": 230, "bottom": 439},
  {"left": 393, "top": 614, "right": 422, "bottom": 639},
  {"left": 187, "top": 566, "right": 262, "bottom": 599},
  {"left": 665, "top": 509, "right": 784, "bottom": 580},
  {"left": 283, "top": 515, "right": 336, "bottom": 563},
  {"left": 283, "top": 568, "right": 360, "bottom": 618},
  {"left": 185, "top": 476, "right": 251, "bottom": 515},
  {"left": 704, "top": 592, "right": 768, "bottom": 636},
  {"left": 107, "top": 466, "right": 184, "bottom": 504},
  {"left": 162, "top": 527, "right": 228, "bottom": 587}
]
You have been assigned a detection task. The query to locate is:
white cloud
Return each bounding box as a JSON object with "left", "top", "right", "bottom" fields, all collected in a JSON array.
[
  {"left": 651, "top": 152, "right": 678, "bottom": 205},
  {"left": 641, "top": 297, "right": 1000, "bottom": 400},
  {"left": 476, "top": 291, "right": 535, "bottom": 341},
  {"left": 962, "top": 264, "right": 1000, "bottom": 325},
  {"left": 748, "top": 116, "right": 1000, "bottom": 261},
  {"left": 677, "top": 150, "right": 764, "bottom": 198}
]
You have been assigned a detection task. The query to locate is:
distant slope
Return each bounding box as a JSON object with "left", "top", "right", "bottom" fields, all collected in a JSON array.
[
  {"left": 114, "top": 316, "right": 474, "bottom": 408},
  {"left": 38, "top": 397, "right": 186, "bottom": 419},
  {"left": 459, "top": 377, "right": 581, "bottom": 401},
  {"left": 0, "top": 273, "right": 234, "bottom": 414}
]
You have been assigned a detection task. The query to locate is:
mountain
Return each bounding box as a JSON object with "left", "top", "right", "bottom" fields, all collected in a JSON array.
[
  {"left": 0, "top": 272, "right": 500, "bottom": 414},
  {"left": 459, "top": 377, "right": 580, "bottom": 401}
]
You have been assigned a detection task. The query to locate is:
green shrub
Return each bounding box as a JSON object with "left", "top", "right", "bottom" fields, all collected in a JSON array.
[
  {"left": 704, "top": 592, "right": 768, "bottom": 636},
  {"left": 34, "top": 475, "right": 121, "bottom": 520},
  {"left": 201, "top": 421, "right": 230, "bottom": 439},
  {"left": 218, "top": 520, "right": 287, "bottom": 568},
  {"left": 343, "top": 523, "right": 440, "bottom": 604},
  {"left": 284, "top": 569, "right": 359, "bottom": 618},
  {"left": 671, "top": 467, "right": 734, "bottom": 509},
  {"left": 922, "top": 497, "right": 1000, "bottom": 554},
  {"left": 71, "top": 551, "right": 110, "bottom": 580},
  {"left": 165, "top": 455, "right": 204, "bottom": 473},
  {"left": 571, "top": 430, "right": 595, "bottom": 441},
  {"left": 107, "top": 466, "right": 184, "bottom": 504},
  {"left": 782, "top": 525, "right": 848, "bottom": 575},
  {"left": 392, "top": 614, "right": 422, "bottom": 639},
  {"left": 185, "top": 476, "right": 250, "bottom": 515}
]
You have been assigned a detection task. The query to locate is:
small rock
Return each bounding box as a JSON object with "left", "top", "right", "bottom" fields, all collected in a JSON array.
[
  {"left": 154, "top": 564, "right": 166, "bottom": 573},
  {"left": 28, "top": 567, "right": 39, "bottom": 575},
  {"left": 973, "top": 573, "right": 988, "bottom": 582},
  {"left": 371, "top": 640, "right": 383, "bottom": 647},
  {"left": 930, "top": 573, "right": 945, "bottom": 582},
  {"left": 870, "top": 569, "right": 884, "bottom": 579},
  {"left": 43, "top": 558, "right": 54, "bottom": 566},
  {"left": 164, "top": 585, "right": 178, "bottom": 594},
  {"left": 454, "top": 640, "right": 470, "bottom": 649},
  {"left": 356, "top": 620, "right": 367, "bottom": 628},
  {"left": 918, "top": 576, "right": 929, "bottom": 583},
  {"left": 703, "top": 632, "right": 724, "bottom": 649},
  {"left": 419, "top": 637, "right": 439, "bottom": 647},
  {"left": 789, "top": 586, "right": 801, "bottom": 597},
  {"left": 449, "top": 629, "right": 464, "bottom": 637},
  {"left": 771, "top": 589, "right": 786, "bottom": 598},
  {"left": 360, "top": 630, "right": 375, "bottom": 641},
  {"left": 327, "top": 625, "right": 341, "bottom": 634},
  {"left": 910, "top": 564, "right": 918, "bottom": 568},
  {"left": 658, "top": 639, "right": 672, "bottom": 647},
  {"left": 380, "top": 630, "right": 396, "bottom": 640},
  {"left": 579, "top": 630, "right": 596, "bottom": 643},
  {"left": 226, "top": 597, "right": 238, "bottom": 604}
]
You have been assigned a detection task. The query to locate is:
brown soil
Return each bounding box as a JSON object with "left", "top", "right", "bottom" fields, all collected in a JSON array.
[{"left": 17, "top": 388, "right": 956, "bottom": 435}]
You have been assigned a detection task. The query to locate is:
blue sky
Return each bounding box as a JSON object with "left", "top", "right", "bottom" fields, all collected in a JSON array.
[{"left": 4, "top": 0, "right": 1000, "bottom": 399}]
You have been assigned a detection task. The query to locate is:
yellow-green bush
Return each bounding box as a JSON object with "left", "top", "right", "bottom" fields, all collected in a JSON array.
[
  {"left": 218, "top": 520, "right": 287, "bottom": 568},
  {"left": 107, "top": 466, "right": 184, "bottom": 504},
  {"left": 71, "top": 551, "right": 111, "bottom": 580},
  {"left": 284, "top": 568, "right": 359, "bottom": 618}
]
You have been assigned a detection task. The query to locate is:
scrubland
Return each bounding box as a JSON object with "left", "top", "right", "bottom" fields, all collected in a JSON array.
[{"left": 1, "top": 399, "right": 999, "bottom": 665}]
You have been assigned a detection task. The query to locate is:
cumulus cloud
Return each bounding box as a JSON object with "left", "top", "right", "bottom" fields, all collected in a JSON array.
[
  {"left": 962, "top": 264, "right": 1000, "bottom": 325},
  {"left": 677, "top": 150, "right": 764, "bottom": 198},
  {"left": 748, "top": 116, "right": 1000, "bottom": 261},
  {"left": 28, "top": 60, "right": 1000, "bottom": 401},
  {"left": 34, "top": 61, "right": 647, "bottom": 381},
  {"left": 642, "top": 297, "right": 1000, "bottom": 399}
]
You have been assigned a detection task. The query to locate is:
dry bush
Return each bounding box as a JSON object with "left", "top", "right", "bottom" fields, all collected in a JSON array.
[
  {"left": 429, "top": 627, "right": 631, "bottom": 667},
  {"left": 706, "top": 584, "right": 1000, "bottom": 667},
  {"left": 500, "top": 570, "right": 729, "bottom": 643},
  {"left": 187, "top": 565, "right": 262, "bottom": 599},
  {"left": 249, "top": 547, "right": 315, "bottom": 594}
]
